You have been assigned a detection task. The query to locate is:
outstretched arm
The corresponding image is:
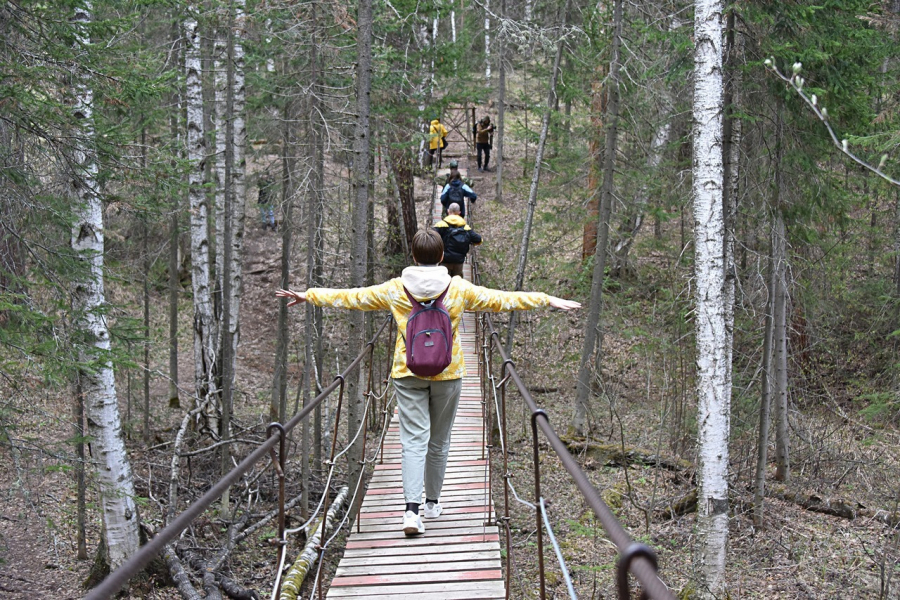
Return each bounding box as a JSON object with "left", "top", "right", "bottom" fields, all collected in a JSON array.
[
  {"left": 277, "top": 280, "right": 395, "bottom": 311},
  {"left": 276, "top": 289, "right": 306, "bottom": 307},
  {"left": 458, "top": 279, "right": 580, "bottom": 313},
  {"left": 548, "top": 296, "right": 580, "bottom": 310}
]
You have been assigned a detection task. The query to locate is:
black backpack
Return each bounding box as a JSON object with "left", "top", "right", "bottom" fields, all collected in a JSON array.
[
  {"left": 446, "top": 184, "right": 465, "bottom": 206},
  {"left": 445, "top": 226, "right": 471, "bottom": 258}
]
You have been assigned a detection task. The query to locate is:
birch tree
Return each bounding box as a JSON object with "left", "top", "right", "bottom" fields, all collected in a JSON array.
[
  {"left": 484, "top": 0, "right": 491, "bottom": 80},
  {"left": 495, "top": 0, "right": 506, "bottom": 202},
  {"left": 692, "top": 0, "right": 730, "bottom": 594},
  {"left": 185, "top": 7, "right": 218, "bottom": 419},
  {"left": 69, "top": 0, "right": 141, "bottom": 572}
]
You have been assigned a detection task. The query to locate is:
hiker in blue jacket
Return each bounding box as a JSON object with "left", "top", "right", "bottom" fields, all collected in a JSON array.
[{"left": 440, "top": 173, "right": 476, "bottom": 218}]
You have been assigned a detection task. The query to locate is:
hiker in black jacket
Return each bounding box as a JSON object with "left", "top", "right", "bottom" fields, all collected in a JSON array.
[
  {"left": 433, "top": 203, "right": 482, "bottom": 278},
  {"left": 439, "top": 173, "right": 476, "bottom": 218}
]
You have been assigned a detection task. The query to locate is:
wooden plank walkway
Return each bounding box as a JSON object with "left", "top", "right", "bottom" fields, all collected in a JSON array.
[{"left": 326, "top": 168, "right": 505, "bottom": 599}]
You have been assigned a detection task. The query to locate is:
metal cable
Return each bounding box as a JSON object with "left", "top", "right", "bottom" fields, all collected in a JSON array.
[{"left": 540, "top": 497, "right": 578, "bottom": 600}]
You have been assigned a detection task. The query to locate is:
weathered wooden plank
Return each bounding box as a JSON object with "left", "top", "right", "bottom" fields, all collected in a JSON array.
[
  {"left": 349, "top": 525, "right": 499, "bottom": 542},
  {"left": 326, "top": 581, "right": 506, "bottom": 598},
  {"left": 337, "top": 551, "right": 500, "bottom": 567},
  {"left": 345, "top": 533, "right": 499, "bottom": 549},
  {"left": 340, "top": 541, "right": 501, "bottom": 559},
  {"left": 331, "top": 569, "right": 502, "bottom": 587},
  {"left": 335, "top": 559, "right": 501, "bottom": 576}
]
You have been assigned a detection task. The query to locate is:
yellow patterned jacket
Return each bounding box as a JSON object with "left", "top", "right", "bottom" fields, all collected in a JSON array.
[{"left": 306, "top": 267, "right": 550, "bottom": 381}]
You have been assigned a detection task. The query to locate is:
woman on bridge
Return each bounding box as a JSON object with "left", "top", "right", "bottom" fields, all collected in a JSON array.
[{"left": 276, "top": 229, "right": 579, "bottom": 536}]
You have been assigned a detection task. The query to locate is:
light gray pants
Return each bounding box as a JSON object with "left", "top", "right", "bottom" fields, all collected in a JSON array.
[{"left": 392, "top": 376, "right": 463, "bottom": 504}]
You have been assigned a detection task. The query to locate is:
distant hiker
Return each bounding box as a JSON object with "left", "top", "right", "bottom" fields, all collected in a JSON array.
[
  {"left": 475, "top": 116, "right": 495, "bottom": 172},
  {"left": 428, "top": 117, "right": 448, "bottom": 168},
  {"left": 440, "top": 173, "right": 476, "bottom": 218},
  {"left": 434, "top": 203, "right": 482, "bottom": 278},
  {"left": 276, "top": 229, "right": 580, "bottom": 537},
  {"left": 258, "top": 177, "right": 276, "bottom": 231},
  {"left": 439, "top": 159, "right": 473, "bottom": 188}
]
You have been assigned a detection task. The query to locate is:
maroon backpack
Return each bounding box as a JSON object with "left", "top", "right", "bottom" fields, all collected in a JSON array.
[{"left": 402, "top": 285, "right": 453, "bottom": 376}]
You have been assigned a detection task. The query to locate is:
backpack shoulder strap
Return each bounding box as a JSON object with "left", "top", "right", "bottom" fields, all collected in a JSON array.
[{"left": 402, "top": 285, "right": 422, "bottom": 308}]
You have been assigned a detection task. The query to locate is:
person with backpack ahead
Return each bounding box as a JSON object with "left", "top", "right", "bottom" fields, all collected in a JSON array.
[
  {"left": 475, "top": 116, "right": 495, "bottom": 172},
  {"left": 434, "top": 202, "right": 481, "bottom": 278},
  {"left": 275, "top": 230, "right": 580, "bottom": 536},
  {"left": 440, "top": 172, "right": 476, "bottom": 218},
  {"left": 428, "top": 117, "right": 448, "bottom": 168}
]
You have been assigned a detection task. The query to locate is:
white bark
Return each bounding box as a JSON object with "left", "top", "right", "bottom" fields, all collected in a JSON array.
[
  {"left": 214, "top": 21, "right": 227, "bottom": 323},
  {"left": 692, "top": 0, "right": 730, "bottom": 595},
  {"left": 70, "top": 1, "right": 140, "bottom": 570},
  {"left": 227, "top": 0, "right": 248, "bottom": 371},
  {"left": 185, "top": 11, "right": 217, "bottom": 409},
  {"left": 484, "top": 0, "right": 491, "bottom": 80}
]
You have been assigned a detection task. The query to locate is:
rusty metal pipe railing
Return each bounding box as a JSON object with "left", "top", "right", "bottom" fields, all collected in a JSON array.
[
  {"left": 482, "top": 316, "right": 674, "bottom": 600},
  {"left": 465, "top": 225, "right": 673, "bottom": 599},
  {"left": 86, "top": 317, "right": 392, "bottom": 600}
]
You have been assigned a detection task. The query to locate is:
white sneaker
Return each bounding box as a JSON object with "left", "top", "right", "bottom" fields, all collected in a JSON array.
[
  {"left": 424, "top": 501, "right": 443, "bottom": 519},
  {"left": 402, "top": 510, "right": 425, "bottom": 536}
]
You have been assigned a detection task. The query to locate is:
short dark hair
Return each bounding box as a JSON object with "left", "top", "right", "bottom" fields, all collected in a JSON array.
[{"left": 412, "top": 229, "right": 443, "bottom": 265}]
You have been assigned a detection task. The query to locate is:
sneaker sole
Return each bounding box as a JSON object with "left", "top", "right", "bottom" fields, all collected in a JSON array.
[{"left": 403, "top": 526, "right": 424, "bottom": 536}]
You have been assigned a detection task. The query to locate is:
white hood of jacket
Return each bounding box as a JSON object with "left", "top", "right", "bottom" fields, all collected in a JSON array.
[{"left": 400, "top": 265, "right": 452, "bottom": 301}]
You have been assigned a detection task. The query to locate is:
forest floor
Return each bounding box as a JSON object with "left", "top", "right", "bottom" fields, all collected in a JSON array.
[{"left": 1, "top": 129, "right": 900, "bottom": 600}]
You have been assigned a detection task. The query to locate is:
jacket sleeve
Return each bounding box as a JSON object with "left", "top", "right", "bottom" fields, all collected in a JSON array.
[
  {"left": 462, "top": 184, "right": 477, "bottom": 200},
  {"left": 456, "top": 279, "right": 550, "bottom": 313},
  {"left": 440, "top": 185, "right": 450, "bottom": 201},
  {"left": 468, "top": 229, "right": 483, "bottom": 246},
  {"left": 306, "top": 280, "right": 396, "bottom": 311}
]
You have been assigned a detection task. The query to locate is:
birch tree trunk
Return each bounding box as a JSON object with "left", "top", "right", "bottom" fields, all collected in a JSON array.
[
  {"left": 70, "top": 1, "right": 141, "bottom": 570},
  {"left": 185, "top": 8, "right": 217, "bottom": 416},
  {"left": 495, "top": 0, "right": 506, "bottom": 201},
  {"left": 692, "top": 0, "right": 730, "bottom": 594},
  {"left": 505, "top": 0, "right": 569, "bottom": 355},
  {"left": 226, "top": 0, "right": 248, "bottom": 388},
  {"left": 214, "top": 19, "right": 226, "bottom": 326},
  {"left": 571, "top": 0, "right": 622, "bottom": 435},
  {"left": 348, "top": 0, "right": 373, "bottom": 509},
  {"left": 484, "top": 0, "right": 491, "bottom": 80}
]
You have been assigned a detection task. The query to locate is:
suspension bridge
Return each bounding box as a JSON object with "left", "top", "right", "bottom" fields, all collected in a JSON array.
[{"left": 85, "top": 162, "right": 674, "bottom": 600}]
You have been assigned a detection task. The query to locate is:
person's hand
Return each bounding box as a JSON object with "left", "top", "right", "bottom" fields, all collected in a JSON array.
[
  {"left": 276, "top": 288, "right": 307, "bottom": 307},
  {"left": 548, "top": 296, "right": 581, "bottom": 311}
]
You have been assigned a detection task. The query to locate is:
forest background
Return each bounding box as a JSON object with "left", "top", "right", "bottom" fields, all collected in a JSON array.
[{"left": 2, "top": 0, "right": 900, "bottom": 598}]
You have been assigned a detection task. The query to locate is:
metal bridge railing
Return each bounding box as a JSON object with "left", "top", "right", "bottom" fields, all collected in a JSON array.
[
  {"left": 468, "top": 199, "right": 674, "bottom": 600},
  {"left": 86, "top": 316, "right": 394, "bottom": 600}
]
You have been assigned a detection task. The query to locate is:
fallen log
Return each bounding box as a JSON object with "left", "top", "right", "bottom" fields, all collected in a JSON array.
[
  {"left": 767, "top": 484, "right": 900, "bottom": 527},
  {"left": 563, "top": 439, "right": 694, "bottom": 473},
  {"left": 652, "top": 484, "right": 900, "bottom": 528},
  {"left": 278, "top": 486, "right": 350, "bottom": 600}
]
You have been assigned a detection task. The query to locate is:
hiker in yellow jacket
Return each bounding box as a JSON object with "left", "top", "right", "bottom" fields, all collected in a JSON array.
[
  {"left": 428, "top": 117, "right": 448, "bottom": 168},
  {"left": 276, "top": 230, "right": 579, "bottom": 536}
]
